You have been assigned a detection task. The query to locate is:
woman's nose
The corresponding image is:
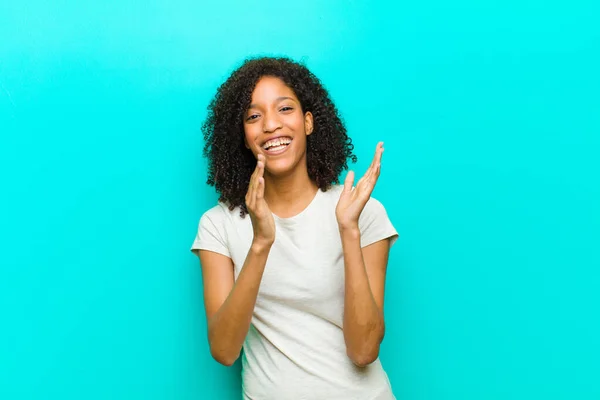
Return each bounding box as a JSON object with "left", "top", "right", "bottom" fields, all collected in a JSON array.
[{"left": 262, "top": 111, "right": 282, "bottom": 133}]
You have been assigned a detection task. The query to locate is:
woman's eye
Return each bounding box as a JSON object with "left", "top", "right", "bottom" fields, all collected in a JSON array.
[
  {"left": 246, "top": 114, "right": 259, "bottom": 121},
  {"left": 280, "top": 106, "right": 293, "bottom": 112}
]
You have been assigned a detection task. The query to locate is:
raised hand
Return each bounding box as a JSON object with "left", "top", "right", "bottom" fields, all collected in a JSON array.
[
  {"left": 335, "top": 142, "right": 384, "bottom": 230},
  {"left": 246, "top": 154, "right": 276, "bottom": 247}
]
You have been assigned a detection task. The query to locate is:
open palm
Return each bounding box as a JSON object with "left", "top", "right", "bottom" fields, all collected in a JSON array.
[{"left": 336, "top": 142, "right": 384, "bottom": 229}]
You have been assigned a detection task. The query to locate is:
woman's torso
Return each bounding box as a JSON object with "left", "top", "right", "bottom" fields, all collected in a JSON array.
[{"left": 216, "top": 186, "right": 395, "bottom": 400}]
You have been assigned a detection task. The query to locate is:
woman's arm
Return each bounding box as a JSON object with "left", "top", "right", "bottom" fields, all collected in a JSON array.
[
  {"left": 336, "top": 142, "right": 391, "bottom": 367},
  {"left": 340, "top": 230, "right": 390, "bottom": 367},
  {"left": 199, "top": 154, "right": 275, "bottom": 366},
  {"left": 199, "top": 241, "right": 271, "bottom": 366}
]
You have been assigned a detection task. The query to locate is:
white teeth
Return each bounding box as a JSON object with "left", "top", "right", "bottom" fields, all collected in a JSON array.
[{"left": 263, "top": 137, "right": 292, "bottom": 150}]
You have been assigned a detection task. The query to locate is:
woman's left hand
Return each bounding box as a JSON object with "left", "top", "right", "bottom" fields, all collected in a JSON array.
[{"left": 336, "top": 142, "right": 384, "bottom": 230}]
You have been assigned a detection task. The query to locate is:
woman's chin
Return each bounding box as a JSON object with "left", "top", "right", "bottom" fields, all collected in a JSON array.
[
  {"left": 264, "top": 158, "right": 299, "bottom": 177},
  {"left": 265, "top": 166, "right": 292, "bottom": 177}
]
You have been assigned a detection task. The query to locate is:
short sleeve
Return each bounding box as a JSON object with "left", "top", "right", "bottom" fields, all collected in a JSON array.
[
  {"left": 358, "top": 197, "right": 399, "bottom": 248},
  {"left": 190, "top": 206, "right": 231, "bottom": 258}
]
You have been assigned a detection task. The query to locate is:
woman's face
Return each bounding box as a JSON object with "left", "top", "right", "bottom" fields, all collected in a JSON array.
[{"left": 243, "top": 76, "right": 313, "bottom": 177}]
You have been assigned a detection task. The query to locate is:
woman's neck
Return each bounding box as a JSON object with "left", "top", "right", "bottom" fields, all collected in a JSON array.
[{"left": 263, "top": 166, "right": 318, "bottom": 219}]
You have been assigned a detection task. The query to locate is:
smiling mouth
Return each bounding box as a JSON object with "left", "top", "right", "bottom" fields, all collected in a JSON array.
[{"left": 262, "top": 136, "right": 292, "bottom": 153}]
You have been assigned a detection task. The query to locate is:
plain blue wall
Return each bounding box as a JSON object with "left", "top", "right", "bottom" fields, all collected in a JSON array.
[{"left": 1, "top": 1, "right": 599, "bottom": 399}]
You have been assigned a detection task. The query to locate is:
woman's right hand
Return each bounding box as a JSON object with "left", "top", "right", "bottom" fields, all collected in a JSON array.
[{"left": 246, "top": 154, "right": 275, "bottom": 248}]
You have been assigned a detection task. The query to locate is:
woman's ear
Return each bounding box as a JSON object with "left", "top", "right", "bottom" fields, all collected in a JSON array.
[{"left": 305, "top": 111, "right": 314, "bottom": 136}]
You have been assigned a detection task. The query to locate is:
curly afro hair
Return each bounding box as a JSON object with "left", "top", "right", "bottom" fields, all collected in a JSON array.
[{"left": 202, "top": 56, "right": 357, "bottom": 217}]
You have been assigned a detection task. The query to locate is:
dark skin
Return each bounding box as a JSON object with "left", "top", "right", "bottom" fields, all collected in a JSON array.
[
  {"left": 202, "top": 57, "right": 357, "bottom": 217},
  {"left": 199, "top": 76, "right": 390, "bottom": 367}
]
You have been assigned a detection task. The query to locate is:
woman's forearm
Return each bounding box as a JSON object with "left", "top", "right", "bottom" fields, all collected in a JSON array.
[
  {"left": 340, "top": 227, "right": 385, "bottom": 367},
  {"left": 207, "top": 241, "right": 271, "bottom": 366}
]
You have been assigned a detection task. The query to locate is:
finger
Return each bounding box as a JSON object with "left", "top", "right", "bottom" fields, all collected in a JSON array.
[
  {"left": 362, "top": 143, "right": 383, "bottom": 183},
  {"left": 366, "top": 164, "right": 382, "bottom": 195},
  {"left": 375, "top": 142, "right": 384, "bottom": 166},
  {"left": 246, "top": 177, "right": 254, "bottom": 207},
  {"left": 368, "top": 141, "right": 383, "bottom": 170},
  {"left": 362, "top": 167, "right": 380, "bottom": 192},
  {"left": 247, "top": 166, "right": 257, "bottom": 201},
  {"left": 356, "top": 174, "right": 366, "bottom": 189},
  {"left": 247, "top": 156, "right": 263, "bottom": 207},
  {"left": 255, "top": 154, "right": 265, "bottom": 189},
  {"left": 369, "top": 143, "right": 384, "bottom": 182},
  {"left": 370, "top": 165, "right": 381, "bottom": 186},
  {"left": 368, "top": 149, "right": 376, "bottom": 170},
  {"left": 257, "top": 155, "right": 265, "bottom": 178},
  {"left": 343, "top": 170, "right": 355, "bottom": 193},
  {"left": 361, "top": 161, "right": 382, "bottom": 195},
  {"left": 248, "top": 156, "right": 262, "bottom": 191},
  {"left": 362, "top": 165, "right": 373, "bottom": 183},
  {"left": 361, "top": 162, "right": 375, "bottom": 185},
  {"left": 358, "top": 176, "right": 376, "bottom": 201},
  {"left": 256, "top": 177, "right": 265, "bottom": 200},
  {"left": 256, "top": 157, "right": 265, "bottom": 199},
  {"left": 373, "top": 148, "right": 383, "bottom": 179},
  {"left": 251, "top": 160, "right": 264, "bottom": 205}
]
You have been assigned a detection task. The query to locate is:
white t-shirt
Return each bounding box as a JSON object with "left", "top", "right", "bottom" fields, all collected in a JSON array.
[{"left": 191, "top": 185, "right": 398, "bottom": 400}]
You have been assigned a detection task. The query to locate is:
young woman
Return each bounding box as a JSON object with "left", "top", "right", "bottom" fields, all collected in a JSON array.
[{"left": 191, "top": 57, "right": 398, "bottom": 400}]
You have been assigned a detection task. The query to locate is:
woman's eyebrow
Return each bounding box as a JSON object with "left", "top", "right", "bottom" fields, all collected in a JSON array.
[{"left": 249, "top": 96, "right": 296, "bottom": 109}]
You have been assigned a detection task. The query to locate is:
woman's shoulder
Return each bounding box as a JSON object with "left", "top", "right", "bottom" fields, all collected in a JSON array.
[
  {"left": 200, "top": 201, "right": 247, "bottom": 226},
  {"left": 201, "top": 201, "right": 234, "bottom": 219}
]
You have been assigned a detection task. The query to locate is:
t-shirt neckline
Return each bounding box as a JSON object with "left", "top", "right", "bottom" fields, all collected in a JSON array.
[{"left": 272, "top": 188, "right": 323, "bottom": 224}]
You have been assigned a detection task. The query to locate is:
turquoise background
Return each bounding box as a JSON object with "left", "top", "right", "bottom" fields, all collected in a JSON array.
[{"left": 1, "top": 0, "right": 599, "bottom": 399}]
